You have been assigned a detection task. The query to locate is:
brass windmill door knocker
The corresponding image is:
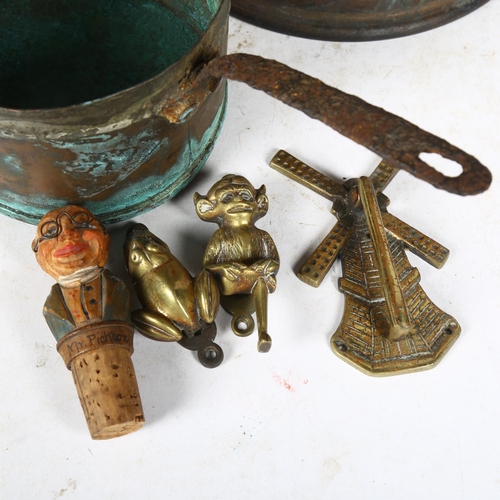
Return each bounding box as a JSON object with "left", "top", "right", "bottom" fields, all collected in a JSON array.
[{"left": 270, "top": 150, "right": 460, "bottom": 376}]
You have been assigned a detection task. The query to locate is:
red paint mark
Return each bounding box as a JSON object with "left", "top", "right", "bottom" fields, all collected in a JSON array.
[{"left": 271, "top": 371, "right": 295, "bottom": 392}]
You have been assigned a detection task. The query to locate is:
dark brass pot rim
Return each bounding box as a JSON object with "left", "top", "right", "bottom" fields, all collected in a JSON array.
[{"left": 231, "top": 0, "right": 490, "bottom": 42}]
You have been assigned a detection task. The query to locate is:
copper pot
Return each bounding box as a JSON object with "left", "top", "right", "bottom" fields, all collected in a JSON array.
[{"left": 0, "top": 0, "right": 229, "bottom": 224}]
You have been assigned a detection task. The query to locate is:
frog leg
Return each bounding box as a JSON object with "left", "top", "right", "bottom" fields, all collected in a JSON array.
[
  {"left": 194, "top": 269, "right": 220, "bottom": 324},
  {"left": 131, "top": 309, "right": 183, "bottom": 342}
]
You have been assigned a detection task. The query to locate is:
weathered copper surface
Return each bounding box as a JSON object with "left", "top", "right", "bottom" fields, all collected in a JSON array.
[
  {"left": 270, "top": 150, "right": 460, "bottom": 376},
  {"left": 1, "top": 0, "right": 491, "bottom": 227},
  {"left": 166, "top": 54, "right": 491, "bottom": 196},
  {"left": 0, "top": 0, "right": 228, "bottom": 225},
  {"left": 231, "top": 0, "right": 490, "bottom": 41}
]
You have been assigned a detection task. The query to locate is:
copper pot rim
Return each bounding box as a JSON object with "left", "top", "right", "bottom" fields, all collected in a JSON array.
[{"left": 0, "top": 0, "right": 229, "bottom": 128}]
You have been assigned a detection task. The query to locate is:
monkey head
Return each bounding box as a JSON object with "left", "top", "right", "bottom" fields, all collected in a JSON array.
[{"left": 194, "top": 175, "right": 268, "bottom": 227}]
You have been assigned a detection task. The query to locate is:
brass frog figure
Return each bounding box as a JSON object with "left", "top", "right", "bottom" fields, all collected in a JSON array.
[{"left": 124, "top": 224, "right": 222, "bottom": 368}]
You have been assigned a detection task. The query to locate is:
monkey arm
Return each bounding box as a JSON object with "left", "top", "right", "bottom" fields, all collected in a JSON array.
[
  {"left": 204, "top": 262, "right": 253, "bottom": 295},
  {"left": 205, "top": 260, "right": 278, "bottom": 295},
  {"left": 260, "top": 230, "right": 280, "bottom": 263}
]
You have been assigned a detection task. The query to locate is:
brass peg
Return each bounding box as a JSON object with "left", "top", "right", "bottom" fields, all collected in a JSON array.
[{"left": 357, "top": 176, "right": 415, "bottom": 342}]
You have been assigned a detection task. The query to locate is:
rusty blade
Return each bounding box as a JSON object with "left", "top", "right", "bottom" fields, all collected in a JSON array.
[{"left": 201, "top": 54, "right": 491, "bottom": 196}]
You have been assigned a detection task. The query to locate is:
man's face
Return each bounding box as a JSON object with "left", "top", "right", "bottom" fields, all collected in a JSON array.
[{"left": 33, "top": 205, "right": 110, "bottom": 281}]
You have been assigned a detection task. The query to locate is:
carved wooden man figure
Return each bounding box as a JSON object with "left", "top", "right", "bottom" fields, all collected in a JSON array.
[
  {"left": 194, "top": 175, "right": 279, "bottom": 353},
  {"left": 33, "top": 204, "right": 144, "bottom": 439}
]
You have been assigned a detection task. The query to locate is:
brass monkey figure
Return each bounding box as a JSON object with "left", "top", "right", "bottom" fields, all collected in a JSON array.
[{"left": 194, "top": 175, "right": 279, "bottom": 353}]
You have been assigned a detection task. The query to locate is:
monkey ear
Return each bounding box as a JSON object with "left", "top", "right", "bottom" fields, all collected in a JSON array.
[
  {"left": 256, "top": 192, "right": 269, "bottom": 215},
  {"left": 194, "top": 194, "right": 216, "bottom": 220}
]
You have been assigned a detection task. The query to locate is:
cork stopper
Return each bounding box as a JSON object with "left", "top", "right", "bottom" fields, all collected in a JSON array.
[{"left": 57, "top": 321, "right": 144, "bottom": 439}]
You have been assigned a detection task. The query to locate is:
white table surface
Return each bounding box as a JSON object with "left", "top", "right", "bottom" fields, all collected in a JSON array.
[{"left": 1, "top": 3, "right": 500, "bottom": 499}]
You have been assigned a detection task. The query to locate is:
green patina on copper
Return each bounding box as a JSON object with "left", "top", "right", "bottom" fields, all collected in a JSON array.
[
  {"left": 0, "top": 0, "right": 228, "bottom": 224},
  {"left": 0, "top": 90, "right": 227, "bottom": 224},
  {"left": 0, "top": 0, "right": 202, "bottom": 109}
]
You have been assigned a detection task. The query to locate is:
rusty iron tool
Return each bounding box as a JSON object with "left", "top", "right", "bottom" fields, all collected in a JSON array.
[{"left": 162, "top": 53, "right": 491, "bottom": 197}]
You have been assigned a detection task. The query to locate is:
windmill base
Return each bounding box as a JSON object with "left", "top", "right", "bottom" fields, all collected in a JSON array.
[{"left": 330, "top": 293, "right": 461, "bottom": 377}]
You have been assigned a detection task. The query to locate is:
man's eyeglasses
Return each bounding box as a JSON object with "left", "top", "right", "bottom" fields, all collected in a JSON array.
[{"left": 32, "top": 211, "right": 106, "bottom": 253}]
